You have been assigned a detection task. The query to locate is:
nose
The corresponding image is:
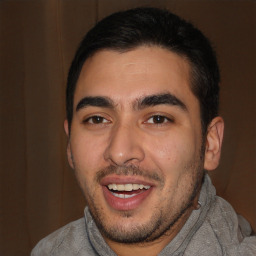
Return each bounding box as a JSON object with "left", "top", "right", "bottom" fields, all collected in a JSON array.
[{"left": 104, "top": 122, "right": 145, "bottom": 166}]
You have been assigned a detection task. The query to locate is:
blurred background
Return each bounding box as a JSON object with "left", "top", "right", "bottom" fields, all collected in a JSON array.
[{"left": 0, "top": 0, "right": 255, "bottom": 255}]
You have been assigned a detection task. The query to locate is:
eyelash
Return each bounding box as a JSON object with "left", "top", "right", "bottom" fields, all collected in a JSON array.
[
  {"left": 82, "top": 114, "right": 173, "bottom": 126},
  {"left": 145, "top": 115, "right": 174, "bottom": 125},
  {"left": 83, "top": 115, "right": 110, "bottom": 125}
]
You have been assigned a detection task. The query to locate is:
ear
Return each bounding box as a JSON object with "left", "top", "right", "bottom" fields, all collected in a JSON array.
[
  {"left": 64, "top": 119, "right": 74, "bottom": 169},
  {"left": 204, "top": 116, "right": 224, "bottom": 171}
]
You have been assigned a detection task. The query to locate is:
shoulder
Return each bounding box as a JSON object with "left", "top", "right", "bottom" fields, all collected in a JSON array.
[
  {"left": 31, "top": 218, "right": 96, "bottom": 255},
  {"left": 191, "top": 195, "right": 256, "bottom": 255}
]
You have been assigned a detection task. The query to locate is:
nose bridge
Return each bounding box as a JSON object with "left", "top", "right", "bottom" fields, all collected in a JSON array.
[{"left": 104, "top": 119, "right": 144, "bottom": 166}]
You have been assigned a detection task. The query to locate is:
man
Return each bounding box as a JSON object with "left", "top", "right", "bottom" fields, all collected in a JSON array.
[{"left": 32, "top": 7, "right": 256, "bottom": 256}]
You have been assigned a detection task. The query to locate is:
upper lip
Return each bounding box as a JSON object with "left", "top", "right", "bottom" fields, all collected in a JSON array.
[{"left": 100, "top": 175, "right": 156, "bottom": 187}]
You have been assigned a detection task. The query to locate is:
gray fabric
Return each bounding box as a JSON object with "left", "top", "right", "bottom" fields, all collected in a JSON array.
[{"left": 31, "top": 175, "right": 256, "bottom": 255}]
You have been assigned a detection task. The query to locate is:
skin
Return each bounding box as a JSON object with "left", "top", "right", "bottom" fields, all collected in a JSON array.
[{"left": 64, "top": 46, "right": 224, "bottom": 256}]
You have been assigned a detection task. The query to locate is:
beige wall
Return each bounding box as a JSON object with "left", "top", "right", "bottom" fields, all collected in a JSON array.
[{"left": 0, "top": 0, "right": 255, "bottom": 255}]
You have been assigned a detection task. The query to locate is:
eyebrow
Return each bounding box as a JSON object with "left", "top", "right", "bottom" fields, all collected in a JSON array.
[
  {"left": 76, "top": 93, "right": 187, "bottom": 112},
  {"left": 76, "top": 96, "right": 114, "bottom": 112},
  {"left": 136, "top": 93, "right": 187, "bottom": 111}
]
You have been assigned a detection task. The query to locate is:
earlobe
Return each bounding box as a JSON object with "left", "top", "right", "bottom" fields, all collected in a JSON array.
[
  {"left": 204, "top": 116, "right": 224, "bottom": 171},
  {"left": 64, "top": 120, "right": 74, "bottom": 169}
]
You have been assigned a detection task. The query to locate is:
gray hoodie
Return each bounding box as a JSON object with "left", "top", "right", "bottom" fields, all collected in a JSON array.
[{"left": 31, "top": 175, "right": 256, "bottom": 255}]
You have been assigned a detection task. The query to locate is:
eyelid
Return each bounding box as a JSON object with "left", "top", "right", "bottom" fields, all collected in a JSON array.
[
  {"left": 147, "top": 116, "right": 170, "bottom": 124},
  {"left": 87, "top": 116, "right": 109, "bottom": 124},
  {"left": 82, "top": 113, "right": 112, "bottom": 124},
  {"left": 144, "top": 113, "right": 174, "bottom": 125}
]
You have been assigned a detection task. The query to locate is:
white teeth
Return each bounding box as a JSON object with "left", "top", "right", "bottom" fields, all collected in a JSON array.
[
  {"left": 112, "top": 192, "right": 138, "bottom": 199},
  {"left": 107, "top": 183, "right": 151, "bottom": 191},
  {"left": 117, "top": 184, "right": 125, "bottom": 191},
  {"left": 124, "top": 184, "right": 133, "bottom": 191},
  {"left": 133, "top": 184, "right": 140, "bottom": 190}
]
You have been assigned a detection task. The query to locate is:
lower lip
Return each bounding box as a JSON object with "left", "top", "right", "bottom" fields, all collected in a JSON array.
[{"left": 102, "top": 186, "right": 153, "bottom": 211}]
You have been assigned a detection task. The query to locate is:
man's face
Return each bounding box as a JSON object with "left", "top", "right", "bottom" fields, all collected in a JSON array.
[{"left": 66, "top": 46, "right": 206, "bottom": 243}]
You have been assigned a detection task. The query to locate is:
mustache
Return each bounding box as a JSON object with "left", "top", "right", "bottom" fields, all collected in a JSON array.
[{"left": 95, "top": 164, "right": 164, "bottom": 185}]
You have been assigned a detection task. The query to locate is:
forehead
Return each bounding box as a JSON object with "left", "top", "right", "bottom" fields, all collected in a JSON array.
[{"left": 74, "top": 46, "right": 198, "bottom": 108}]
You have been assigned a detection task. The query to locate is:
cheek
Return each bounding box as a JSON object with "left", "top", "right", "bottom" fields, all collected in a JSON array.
[
  {"left": 71, "top": 132, "right": 106, "bottom": 173},
  {"left": 146, "top": 132, "right": 197, "bottom": 170},
  {"left": 70, "top": 133, "right": 106, "bottom": 199},
  {"left": 150, "top": 136, "right": 190, "bottom": 158}
]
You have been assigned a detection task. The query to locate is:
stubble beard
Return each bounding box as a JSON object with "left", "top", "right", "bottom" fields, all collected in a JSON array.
[{"left": 81, "top": 154, "right": 205, "bottom": 245}]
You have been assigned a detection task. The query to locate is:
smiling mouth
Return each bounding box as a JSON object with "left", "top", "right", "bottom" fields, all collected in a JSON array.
[{"left": 107, "top": 183, "right": 151, "bottom": 199}]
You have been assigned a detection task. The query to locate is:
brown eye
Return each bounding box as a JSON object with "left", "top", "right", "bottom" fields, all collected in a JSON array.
[
  {"left": 84, "top": 116, "right": 109, "bottom": 124},
  {"left": 147, "top": 115, "right": 171, "bottom": 124}
]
